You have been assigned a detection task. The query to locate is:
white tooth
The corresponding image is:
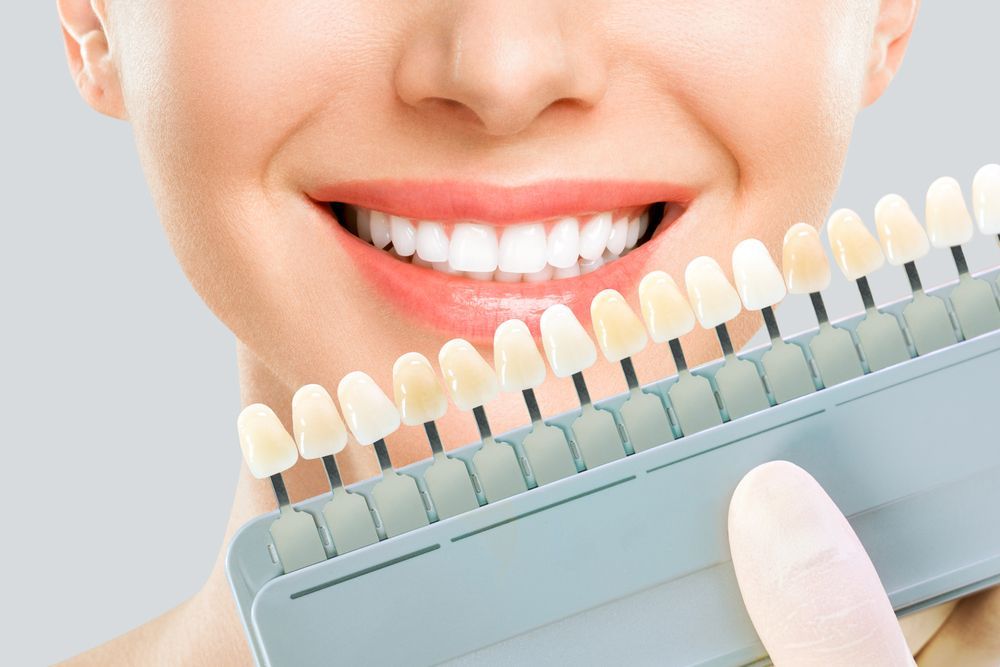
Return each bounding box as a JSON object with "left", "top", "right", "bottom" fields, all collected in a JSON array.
[
  {"left": 602, "top": 248, "right": 620, "bottom": 263},
  {"left": 523, "top": 264, "right": 554, "bottom": 283},
  {"left": 438, "top": 339, "right": 499, "bottom": 410},
  {"left": 606, "top": 217, "right": 628, "bottom": 255},
  {"left": 493, "top": 319, "right": 547, "bottom": 392},
  {"left": 973, "top": 163, "right": 1000, "bottom": 235},
  {"left": 432, "top": 260, "right": 462, "bottom": 275},
  {"left": 465, "top": 271, "right": 494, "bottom": 281},
  {"left": 415, "top": 221, "right": 449, "bottom": 262},
  {"left": 826, "top": 208, "right": 885, "bottom": 280},
  {"left": 731, "top": 238, "right": 787, "bottom": 310},
  {"left": 874, "top": 194, "right": 930, "bottom": 266},
  {"left": 336, "top": 371, "right": 401, "bottom": 446},
  {"left": 291, "top": 384, "right": 348, "bottom": 459},
  {"left": 590, "top": 289, "right": 648, "bottom": 362},
  {"left": 237, "top": 403, "right": 298, "bottom": 479},
  {"left": 498, "top": 223, "right": 547, "bottom": 273},
  {"left": 579, "top": 254, "right": 604, "bottom": 275},
  {"left": 638, "top": 210, "right": 650, "bottom": 239},
  {"left": 546, "top": 217, "right": 581, "bottom": 269},
  {"left": 355, "top": 208, "right": 372, "bottom": 243},
  {"left": 539, "top": 304, "right": 597, "bottom": 377},
  {"left": 925, "top": 176, "right": 974, "bottom": 248},
  {"left": 494, "top": 269, "right": 523, "bottom": 283},
  {"left": 450, "top": 223, "right": 499, "bottom": 272},
  {"left": 579, "top": 212, "right": 613, "bottom": 260},
  {"left": 625, "top": 217, "right": 640, "bottom": 249},
  {"left": 370, "top": 210, "right": 391, "bottom": 249},
  {"left": 389, "top": 216, "right": 416, "bottom": 256},
  {"left": 553, "top": 263, "right": 581, "bottom": 279},
  {"left": 411, "top": 254, "right": 433, "bottom": 269},
  {"left": 684, "top": 256, "right": 742, "bottom": 329}
]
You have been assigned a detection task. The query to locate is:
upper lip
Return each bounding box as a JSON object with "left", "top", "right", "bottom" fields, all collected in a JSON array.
[{"left": 308, "top": 179, "right": 696, "bottom": 224}]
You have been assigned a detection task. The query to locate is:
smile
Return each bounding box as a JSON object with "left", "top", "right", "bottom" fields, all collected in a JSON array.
[{"left": 308, "top": 180, "right": 694, "bottom": 338}]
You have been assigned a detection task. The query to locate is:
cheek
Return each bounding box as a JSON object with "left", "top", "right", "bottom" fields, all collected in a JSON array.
[{"left": 631, "top": 0, "right": 872, "bottom": 190}]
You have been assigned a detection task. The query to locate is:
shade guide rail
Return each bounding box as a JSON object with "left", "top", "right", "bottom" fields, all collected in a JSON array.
[{"left": 236, "top": 166, "right": 1000, "bottom": 574}]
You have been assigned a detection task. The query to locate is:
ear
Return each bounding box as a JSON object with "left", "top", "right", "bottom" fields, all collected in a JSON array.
[
  {"left": 57, "top": 0, "right": 125, "bottom": 119},
  {"left": 861, "top": 0, "right": 919, "bottom": 107}
]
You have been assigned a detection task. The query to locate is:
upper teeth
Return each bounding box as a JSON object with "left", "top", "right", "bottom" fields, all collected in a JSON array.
[{"left": 350, "top": 206, "right": 650, "bottom": 281}]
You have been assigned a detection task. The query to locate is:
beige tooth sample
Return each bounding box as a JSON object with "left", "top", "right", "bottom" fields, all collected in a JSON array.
[
  {"left": 291, "top": 384, "right": 349, "bottom": 459},
  {"left": 590, "top": 289, "right": 648, "bottom": 362},
  {"left": 782, "top": 223, "right": 831, "bottom": 294},
  {"left": 438, "top": 339, "right": 499, "bottom": 410},
  {"left": 731, "top": 239, "right": 786, "bottom": 310},
  {"left": 494, "top": 318, "right": 576, "bottom": 485},
  {"left": 874, "top": 194, "right": 930, "bottom": 265},
  {"left": 639, "top": 271, "right": 696, "bottom": 342},
  {"left": 441, "top": 338, "right": 526, "bottom": 501},
  {"left": 394, "top": 351, "right": 479, "bottom": 520},
  {"left": 239, "top": 403, "right": 327, "bottom": 571},
  {"left": 336, "top": 371, "right": 401, "bottom": 445},
  {"left": 392, "top": 353, "right": 448, "bottom": 426},
  {"left": 494, "top": 319, "right": 546, "bottom": 391},
  {"left": 540, "top": 304, "right": 598, "bottom": 377},
  {"left": 973, "top": 163, "right": 1000, "bottom": 235},
  {"left": 237, "top": 404, "right": 299, "bottom": 479},
  {"left": 826, "top": 209, "right": 885, "bottom": 280},
  {"left": 925, "top": 176, "right": 974, "bottom": 248},
  {"left": 684, "top": 256, "right": 741, "bottom": 328}
]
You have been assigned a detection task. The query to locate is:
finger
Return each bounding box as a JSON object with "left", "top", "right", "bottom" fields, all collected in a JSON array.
[
  {"left": 728, "top": 460, "right": 914, "bottom": 667},
  {"left": 916, "top": 585, "right": 1000, "bottom": 666}
]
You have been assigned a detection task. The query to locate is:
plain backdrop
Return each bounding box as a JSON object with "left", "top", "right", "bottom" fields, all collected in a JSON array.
[{"left": 2, "top": 3, "right": 999, "bottom": 665}]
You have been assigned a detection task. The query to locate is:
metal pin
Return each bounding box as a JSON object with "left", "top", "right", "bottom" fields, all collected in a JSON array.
[
  {"left": 321, "top": 455, "right": 343, "bottom": 491},
  {"left": 951, "top": 245, "right": 970, "bottom": 276},
  {"left": 372, "top": 438, "right": 393, "bottom": 472},
  {"left": 761, "top": 306, "right": 782, "bottom": 343},
  {"left": 423, "top": 421, "right": 445, "bottom": 456},
  {"left": 472, "top": 405, "right": 494, "bottom": 444},
  {"left": 809, "top": 291, "right": 830, "bottom": 326},
  {"left": 714, "top": 323, "right": 736, "bottom": 358},
  {"left": 620, "top": 357, "right": 641, "bottom": 391},
  {"left": 270, "top": 473, "right": 291, "bottom": 509},
  {"left": 571, "top": 371, "right": 592, "bottom": 407},
  {"left": 668, "top": 338, "right": 689, "bottom": 373},
  {"left": 856, "top": 276, "right": 877, "bottom": 312},
  {"left": 521, "top": 388, "right": 544, "bottom": 425},
  {"left": 904, "top": 261, "right": 924, "bottom": 294}
]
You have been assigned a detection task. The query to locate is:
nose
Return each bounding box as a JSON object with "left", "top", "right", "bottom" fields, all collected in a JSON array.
[{"left": 394, "top": 1, "right": 607, "bottom": 136}]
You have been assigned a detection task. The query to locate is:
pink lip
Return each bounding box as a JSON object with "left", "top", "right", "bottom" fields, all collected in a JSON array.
[
  {"left": 309, "top": 179, "right": 694, "bottom": 224},
  {"left": 309, "top": 180, "right": 691, "bottom": 341}
]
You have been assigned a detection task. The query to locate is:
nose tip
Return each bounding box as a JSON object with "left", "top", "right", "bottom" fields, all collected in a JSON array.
[{"left": 394, "top": 3, "right": 607, "bottom": 136}]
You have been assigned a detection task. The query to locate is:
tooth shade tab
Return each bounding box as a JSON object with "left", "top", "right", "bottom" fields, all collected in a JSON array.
[
  {"left": 590, "top": 289, "right": 649, "bottom": 362},
  {"left": 237, "top": 404, "right": 298, "bottom": 479},
  {"left": 684, "top": 256, "right": 742, "bottom": 329},
  {"left": 782, "top": 222, "right": 831, "bottom": 294},
  {"left": 493, "top": 319, "right": 547, "bottom": 392},
  {"left": 731, "top": 239, "right": 786, "bottom": 310},
  {"left": 874, "top": 194, "right": 930, "bottom": 266},
  {"left": 826, "top": 208, "right": 885, "bottom": 280},
  {"left": 540, "top": 304, "right": 598, "bottom": 377},
  {"left": 449, "top": 223, "right": 499, "bottom": 272},
  {"left": 438, "top": 339, "right": 500, "bottom": 410},
  {"left": 336, "top": 371, "right": 401, "bottom": 446},
  {"left": 925, "top": 176, "right": 974, "bottom": 248},
  {"left": 291, "top": 384, "right": 348, "bottom": 459},
  {"left": 638, "top": 271, "right": 696, "bottom": 342},
  {"left": 973, "top": 163, "right": 1000, "bottom": 234},
  {"left": 392, "top": 353, "right": 448, "bottom": 426},
  {"left": 498, "top": 224, "right": 547, "bottom": 273}
]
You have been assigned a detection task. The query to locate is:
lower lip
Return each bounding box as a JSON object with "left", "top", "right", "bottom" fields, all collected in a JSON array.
[{"left": 317, "top": 205, "right": 679, "bottom": 342}]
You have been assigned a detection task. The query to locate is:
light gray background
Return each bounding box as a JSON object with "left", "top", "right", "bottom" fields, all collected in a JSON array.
[{"left": 2, "top": 3, "right": 999, "bottom": 666}]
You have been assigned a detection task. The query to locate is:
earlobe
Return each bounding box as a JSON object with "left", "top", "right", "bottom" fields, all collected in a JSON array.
[
  {"left": 861, "top": 0, "right": 919, "bottom": 108},
  {"left": 57, "top": 0, "right": 125, "bottom": 119}
]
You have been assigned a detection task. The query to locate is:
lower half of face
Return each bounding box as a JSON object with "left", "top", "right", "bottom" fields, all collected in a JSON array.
[{"left": 116, "top": 0, "right": 874, "bottom": 468}]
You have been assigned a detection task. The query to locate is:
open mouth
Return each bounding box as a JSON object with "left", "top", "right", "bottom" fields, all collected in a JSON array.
[{"left": 330, "top": 202, "right": 669, "bottom": 283}]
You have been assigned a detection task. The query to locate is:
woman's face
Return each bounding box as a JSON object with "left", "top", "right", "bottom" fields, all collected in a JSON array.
[{"left": 93, "top": 0, "right": 893, "bottom": 466}]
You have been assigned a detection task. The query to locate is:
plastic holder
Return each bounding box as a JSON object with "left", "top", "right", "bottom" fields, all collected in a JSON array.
[{"left": 227, "top": 268, "right": 1000, "bottom": 667}]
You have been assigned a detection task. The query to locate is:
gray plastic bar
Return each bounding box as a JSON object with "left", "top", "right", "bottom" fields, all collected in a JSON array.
[{"left": 227, "top": 269, "right": 1000, "bottom": 667}]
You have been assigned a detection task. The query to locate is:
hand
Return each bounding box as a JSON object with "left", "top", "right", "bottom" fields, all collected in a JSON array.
[{"left": 728, "top": 461, "right": 1000, "bottom": 666}]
